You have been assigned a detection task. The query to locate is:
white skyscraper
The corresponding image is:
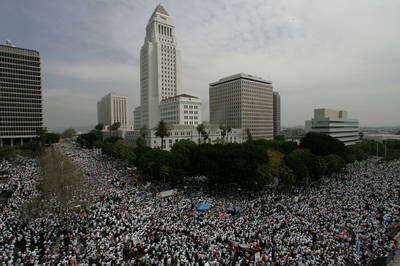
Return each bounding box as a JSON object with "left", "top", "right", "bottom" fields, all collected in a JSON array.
[{"left": 139, "top": 4, "right": 182, "bottom": 129}]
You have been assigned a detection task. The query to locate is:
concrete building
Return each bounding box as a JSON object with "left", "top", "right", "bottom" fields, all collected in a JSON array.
[
  {"left": 160, "top": 94, "right": 202, "bottom": 126},
  {"left": 139, "top": 4, "right": 182, "bottom": 129},
  {"left": 133, "top": 106, "right": 142, "bottom": 130},
  {"left": 122, "top": 124, "right": 244, "bottom": 151},
  {"left": 363, "top": 134, "right": 400, "bottom": 142},
  {"left": 273, "top": 91, "right": 281, "bottom": 137},
  {"left": 97, "top": 93, "right": 130, "bottom": 130},
  {"left": 305, "top": 108, "right": 359, "bottom": 146},
  {"left": 209, "top": 73, "right": 273, "bottom": 140},
  {"left": 0, "top": 43, "right": 43, "bottom": 146}
]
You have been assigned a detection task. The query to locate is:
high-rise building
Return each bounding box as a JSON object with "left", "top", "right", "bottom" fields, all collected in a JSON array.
[
  {"left": 0, "top": 43, "right": 43, "bottom": 146},
  {"left": 133, "top": 106, "right": 142, "bottom": 130},
  {"left": 160, "top": 94, "right": 202, "bottom": 126},
  {"left": 273, "top": 91, "right": 281, "bottom": 137},
  {"left": 97, "top": 93, "right": 129, "bottom": 130},
  {"left": 305, "top": 108, "right": 360, "bottom": 146},
  {"left": 139, "top": 4, "right": 182, "bottom": 129},
  {"left": 209, "top": 73, "right": 273, "bottom": 140}
]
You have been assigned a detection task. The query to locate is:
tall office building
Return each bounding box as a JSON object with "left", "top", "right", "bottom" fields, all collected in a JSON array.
[
  {"left": 209, "top": 73, "right": 273, "bottom": 140},
  {"left": 273, "top": 91, "right": 281, "bottom": 137},
  {"left": 0, "top": 43, "right": 43, "bottom": 146},
  {"left": 97, "top": 93, "right": 129, "bottom": 130},
  {"left": 305, "top": 108, "right": 360, "bottom": 146},
  {"left": 139, "top": 4, "right": 182, "bottom": 129},
  {"left": 133, "top": 106, "right": 142, "bottom": 130}
]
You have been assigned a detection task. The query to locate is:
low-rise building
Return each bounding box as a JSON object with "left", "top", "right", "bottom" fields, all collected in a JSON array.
[
  {"left": 122, "top": 124, "right": 244, "bottom": 151},
  {"left": 160, "top": 94, "right": 202, "bottom": 126},
  {"left": 305, "top": 108, "right": 359, "bottom": 146}
]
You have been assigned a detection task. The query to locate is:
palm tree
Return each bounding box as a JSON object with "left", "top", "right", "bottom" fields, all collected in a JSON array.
[
  {"left": 202, "top": 130, "right": 209, "bottom": 144},
  {"left": 155, "top": 120, "right": 170, "bottom": 149},
  {"left": 139, "top": 126, "right": 148, "bottom": 139},
  {"left": 219, "top": 124, "right": 227, "bottom": 140},
  {"left": 246, "top": 128, "right": 253, "bottom": 143},
  {"left": 109, "top": 122, "right": 121, "bottom": 137},
  {"left": 226, "top": 126, "right": 232, "bottom": 142},
  {"left": 196, "top": 124, "right": 205, "bottom": 144},
  {"left": 136, "top": 126, "right": 149, "bottom": 147}
]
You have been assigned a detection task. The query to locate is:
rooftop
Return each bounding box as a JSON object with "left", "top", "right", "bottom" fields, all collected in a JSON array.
[
  {"left": 0, "top": 44, "right": 39, "bottom": 54},
  {"left": 152, "top": 4, "right": 169, "bottom": 17},
  {"left": 163, "top": 94, "right": 199, "bottom": 100},
  {"left": 210, "top": 73, "right": 272, "bottom": 86}
]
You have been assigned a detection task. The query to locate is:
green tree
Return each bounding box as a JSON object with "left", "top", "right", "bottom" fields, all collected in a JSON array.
[
  {"left": 278, "top": 165, "right": 295, "bottom": 186},
  {"left": 202, "top": 130, "right": 209, "bottom": 143},
  {"left": 274, "top": 135, "right": 285, "bottom": 141},
  {"left": 300, "top": 132, "right": 346, "bottom": 157},
  {"left": 0, "top": 147, "right": 16, "bottom": 159},
  {"left": 171, "top": 139, "right": 197, "bottom": 176},
  {"left": 284, "top": 149, "right": 310, "bottom": 184},
  {"left": 36, "top": 127, "right": 48, "bottom": 147},
  {"left": 196, "top": 124, "right": 206, "bottom": 144},
  {"left": 155, "top": 120, "right": 170, "bottom": 149},
  {"left": 312, "top": 155, "right": 328, "bottom": 181},
  {"left": 246, "top": 128, "right": 253, "bottom": 143},
  {"left": 95, "top": 123, "right": 104, "bottom": 131},
  {"left": 61, "top": 128, "right": 76, "bottom": 139},
  {"left": 137, "top": 149, "right": 173, "bottom": 181},
  {"left": 112, "top": 139, "right": 136, "bottom": 163},
  {"left": 136, "top": 126, "right": 149, "bottom": 147},
  {"left": 281, "top": 141, "right": 298, "bottom": 154},
  {"left": 212, "top": 138, "right": 226, "bottom": 145},
  {"left": 219, "top": 124, "right": 232, "bottom": 141},
  {"left": 255, "top": 164, "right": 274, "bottom": 186},
  {"left": 109, "top": 122, "right": 121, "bottom": 137},
  {"left": 191, "top": 143, "right": 269, "bottom": 186},
  {"left": 44, "top": 133, "right": 60, "bottom": 145},
  {"left": 324, "top": 154, "right": 345, "bottom": 175}
]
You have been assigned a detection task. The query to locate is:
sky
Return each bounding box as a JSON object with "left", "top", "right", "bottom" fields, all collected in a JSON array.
[{"left": 1, "top": 0, "right": 399, "bottom": 132}]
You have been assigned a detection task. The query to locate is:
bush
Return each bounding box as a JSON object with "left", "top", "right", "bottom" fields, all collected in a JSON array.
[{"left": 0, "top": 147, "right": 16, "bottom": 159}]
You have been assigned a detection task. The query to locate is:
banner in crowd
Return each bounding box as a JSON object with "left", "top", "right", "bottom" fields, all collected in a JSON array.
[
  {"left": 156, "top": 189, "right": 177, "bottom": 198},
  {"left": 255, "top": 252, "right": 261, "bottom": 262}
]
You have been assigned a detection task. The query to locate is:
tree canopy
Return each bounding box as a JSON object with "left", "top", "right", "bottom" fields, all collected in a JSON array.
[
  {"left": 300, "top": 132, "right": 346, "bottom": 157},
  {"left": 61, "top": 128, "right": 77, "bottom": 139}
]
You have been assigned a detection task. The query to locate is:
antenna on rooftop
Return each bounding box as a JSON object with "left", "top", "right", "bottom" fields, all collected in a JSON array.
[{"left": 4, "top": 40, "right": 15, "bottom": 47}]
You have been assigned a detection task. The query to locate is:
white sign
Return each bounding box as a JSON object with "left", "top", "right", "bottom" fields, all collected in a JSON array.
[{"left": 156, "top": 189, "right": 177, "bottom": 198}]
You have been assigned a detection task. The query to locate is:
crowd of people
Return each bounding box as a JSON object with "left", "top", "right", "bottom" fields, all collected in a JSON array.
[{"left": 0, "top": 142, "right": 399, "bottom": 264}]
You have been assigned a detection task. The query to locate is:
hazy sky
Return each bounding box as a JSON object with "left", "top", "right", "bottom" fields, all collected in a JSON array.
[{"left": 1, "top": 0, "right": 399, "bottom": 131}]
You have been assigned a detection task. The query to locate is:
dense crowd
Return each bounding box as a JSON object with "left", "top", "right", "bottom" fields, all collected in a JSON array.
[{"left": 0, "top": 142, "right": 399, "bottom": 264}]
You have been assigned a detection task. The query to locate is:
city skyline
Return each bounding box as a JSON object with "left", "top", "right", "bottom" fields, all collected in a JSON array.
[{"left": 1, "top": 0, "right": 399, "bottom": 131}]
